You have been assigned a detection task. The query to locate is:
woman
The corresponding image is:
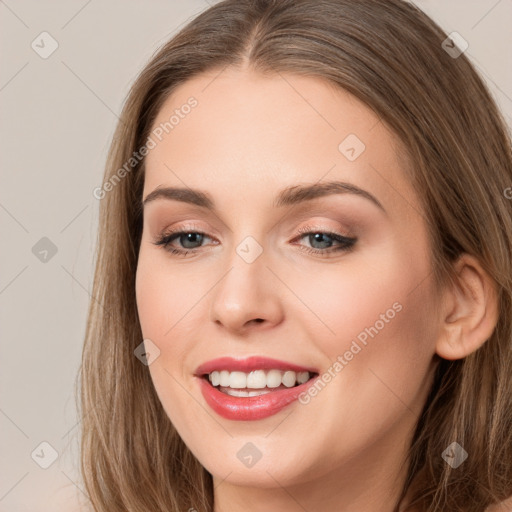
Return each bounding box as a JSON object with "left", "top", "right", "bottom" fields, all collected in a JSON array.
[{"left": 78, "top": 0, "right": 512, "bottom": 510}]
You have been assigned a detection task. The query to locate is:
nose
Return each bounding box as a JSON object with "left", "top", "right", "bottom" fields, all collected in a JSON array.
[{"left": 209, "top": 251, "right": 285, "bottom": 334}]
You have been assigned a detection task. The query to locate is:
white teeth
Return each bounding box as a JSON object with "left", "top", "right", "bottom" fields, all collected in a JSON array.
[
  {"left": 229, "top": 371, "right": 247, "bottom": 388},
  {"left": 246, "top": 370, "right": 267, "bottom": 389},
  {"left": 219, "top": 370, "right": 230, "bottom": 387},
  {"left": 210, "top": 371, "right": 220, "bottom": 386},
  {"left": 266, "top": 369, "right": 282, "bottom": 388},
  {"left": 297, "top": 371, "right": 309, "bottom": 384},
  {"left": 282, "top": 371, "right": 296, "bottom": 388},
  {"left": 207, "top": 369, "right": 313, "bottom": 389}
]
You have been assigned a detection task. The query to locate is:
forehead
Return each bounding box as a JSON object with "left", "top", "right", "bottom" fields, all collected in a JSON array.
[{"left": 143, "top": 67, "right": 420, "bottom": 218}]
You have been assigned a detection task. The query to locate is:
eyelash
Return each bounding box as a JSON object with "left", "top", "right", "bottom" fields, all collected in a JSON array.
[{"left": 153, "top": 225, "right": 357, "bottom": 258}]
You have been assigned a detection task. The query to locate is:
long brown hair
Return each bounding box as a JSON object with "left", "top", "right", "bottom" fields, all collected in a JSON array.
[{"left": 77, "top": 1, "right": 512, "bottom": 510}]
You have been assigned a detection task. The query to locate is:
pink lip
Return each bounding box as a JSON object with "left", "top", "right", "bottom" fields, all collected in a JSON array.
[
  {"left": 197, "top": 376, "right": 318, "bottom": 421},
  {"left": 194, "top": 356, "right": 319, "bottom": 421},
  {"left": 194, "top": 356, "right": 318, "bottom": 375}
]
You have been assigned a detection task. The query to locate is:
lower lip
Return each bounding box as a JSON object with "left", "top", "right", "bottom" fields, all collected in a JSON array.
[{"left": 197, "top": 376, "right": 318, "bottom": 421}]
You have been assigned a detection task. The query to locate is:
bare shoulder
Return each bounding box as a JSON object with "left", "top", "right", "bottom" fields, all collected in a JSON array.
[
  {"left": 485, "top": 496, "right": 512, "bottom": 512},
  {"left": 48, "top": 483, "right": 94, "bottom": 512}
]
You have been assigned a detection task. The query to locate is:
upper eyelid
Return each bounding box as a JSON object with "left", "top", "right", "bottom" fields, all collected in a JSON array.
[
  {"left": 159, "top": 221, "right": 350, "bottom": 235},
  {"left": 157, "top": 208, "right": 357, "bottom": 233},
  {"left": 156, "top": 213, "right": 354, "bottom": 232}
]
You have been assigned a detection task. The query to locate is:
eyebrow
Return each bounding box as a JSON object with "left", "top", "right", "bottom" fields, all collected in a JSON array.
[{"left": 142, "top": 181, "right": 386, "bottom": 213}]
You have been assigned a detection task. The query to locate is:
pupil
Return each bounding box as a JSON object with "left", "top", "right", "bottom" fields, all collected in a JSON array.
[
  {"left": 181, "top": 233, "right": 203, "bottom": 249},
  {"left": 310, "top": 233, "right": 332, "bottom": 249}
]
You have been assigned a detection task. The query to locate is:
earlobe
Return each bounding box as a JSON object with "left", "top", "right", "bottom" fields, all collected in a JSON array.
[{"left": 435, "top": 254, "right": 499, "bottom": 361}]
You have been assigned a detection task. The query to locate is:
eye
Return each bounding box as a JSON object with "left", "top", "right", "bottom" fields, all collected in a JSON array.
[
  {"left": 152, "top": 225, "right": 357, "bottom": 258},
  {"left": 292, "top": 226, "right": 357, "bottom": 256},
  {"left": 153, "top": 227, "right": 216, "bottom": 256}
]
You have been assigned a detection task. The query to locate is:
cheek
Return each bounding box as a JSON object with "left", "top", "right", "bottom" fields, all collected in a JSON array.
[
  {"left": 289, "top": 238, "right": 434, "bottom": 352},
  {"left": 322, "top": 247, "right": 437, "bottom": 412},
  {"left": 135, "top": 251, "right": 198, "bottom": 339},
  {"left": 135, "top": 256, "right": 213, "bottom": 443},
  {"left": 135, "top": 249, "right": 214, "bottom": 389},
  {"left": 296, "top": 236, "right": 438, "bottom": 399},
  {"left": 281, "top": 254, "right": 437, "bottom": 464}
]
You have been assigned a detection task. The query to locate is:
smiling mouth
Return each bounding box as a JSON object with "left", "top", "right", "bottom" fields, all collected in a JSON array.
[{"left": 203, "top": 369, "right": 318, "bottom": 397}]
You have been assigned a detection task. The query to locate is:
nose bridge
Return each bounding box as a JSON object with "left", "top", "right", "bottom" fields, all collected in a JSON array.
[{"left": 209, "top": 235, "right": 284, "bottom": 332}]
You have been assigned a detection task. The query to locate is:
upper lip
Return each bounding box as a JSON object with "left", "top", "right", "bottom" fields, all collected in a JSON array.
[{"left": 195, "top": 356, "right": 318, "bottom": 376}]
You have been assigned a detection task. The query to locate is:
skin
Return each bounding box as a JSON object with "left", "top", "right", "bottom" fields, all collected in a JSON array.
[{"left": 135, "top": 66, "right": 498, "bottom": 512}]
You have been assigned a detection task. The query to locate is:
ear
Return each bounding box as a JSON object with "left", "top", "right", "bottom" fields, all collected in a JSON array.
[{"left": 435, "top": 253, "right": 499, "bottom": 360}]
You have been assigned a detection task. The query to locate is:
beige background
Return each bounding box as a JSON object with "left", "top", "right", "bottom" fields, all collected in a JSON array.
[{"left": 1, "top": 1, "right": 511, "bottom": 510}]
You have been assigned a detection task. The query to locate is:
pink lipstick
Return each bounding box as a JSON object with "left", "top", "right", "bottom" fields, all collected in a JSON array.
[{"left": 195, "top": 356, "right": 319, "bottom": 421}]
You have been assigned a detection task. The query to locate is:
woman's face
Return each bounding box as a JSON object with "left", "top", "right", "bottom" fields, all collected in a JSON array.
[{"left": 136, "top": 67, "right": 442, "bottom": 492}]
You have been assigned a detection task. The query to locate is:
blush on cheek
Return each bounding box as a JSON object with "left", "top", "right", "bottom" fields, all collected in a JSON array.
[{"left": 136, "top": 262, "right": 179, "bottom": 338}]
